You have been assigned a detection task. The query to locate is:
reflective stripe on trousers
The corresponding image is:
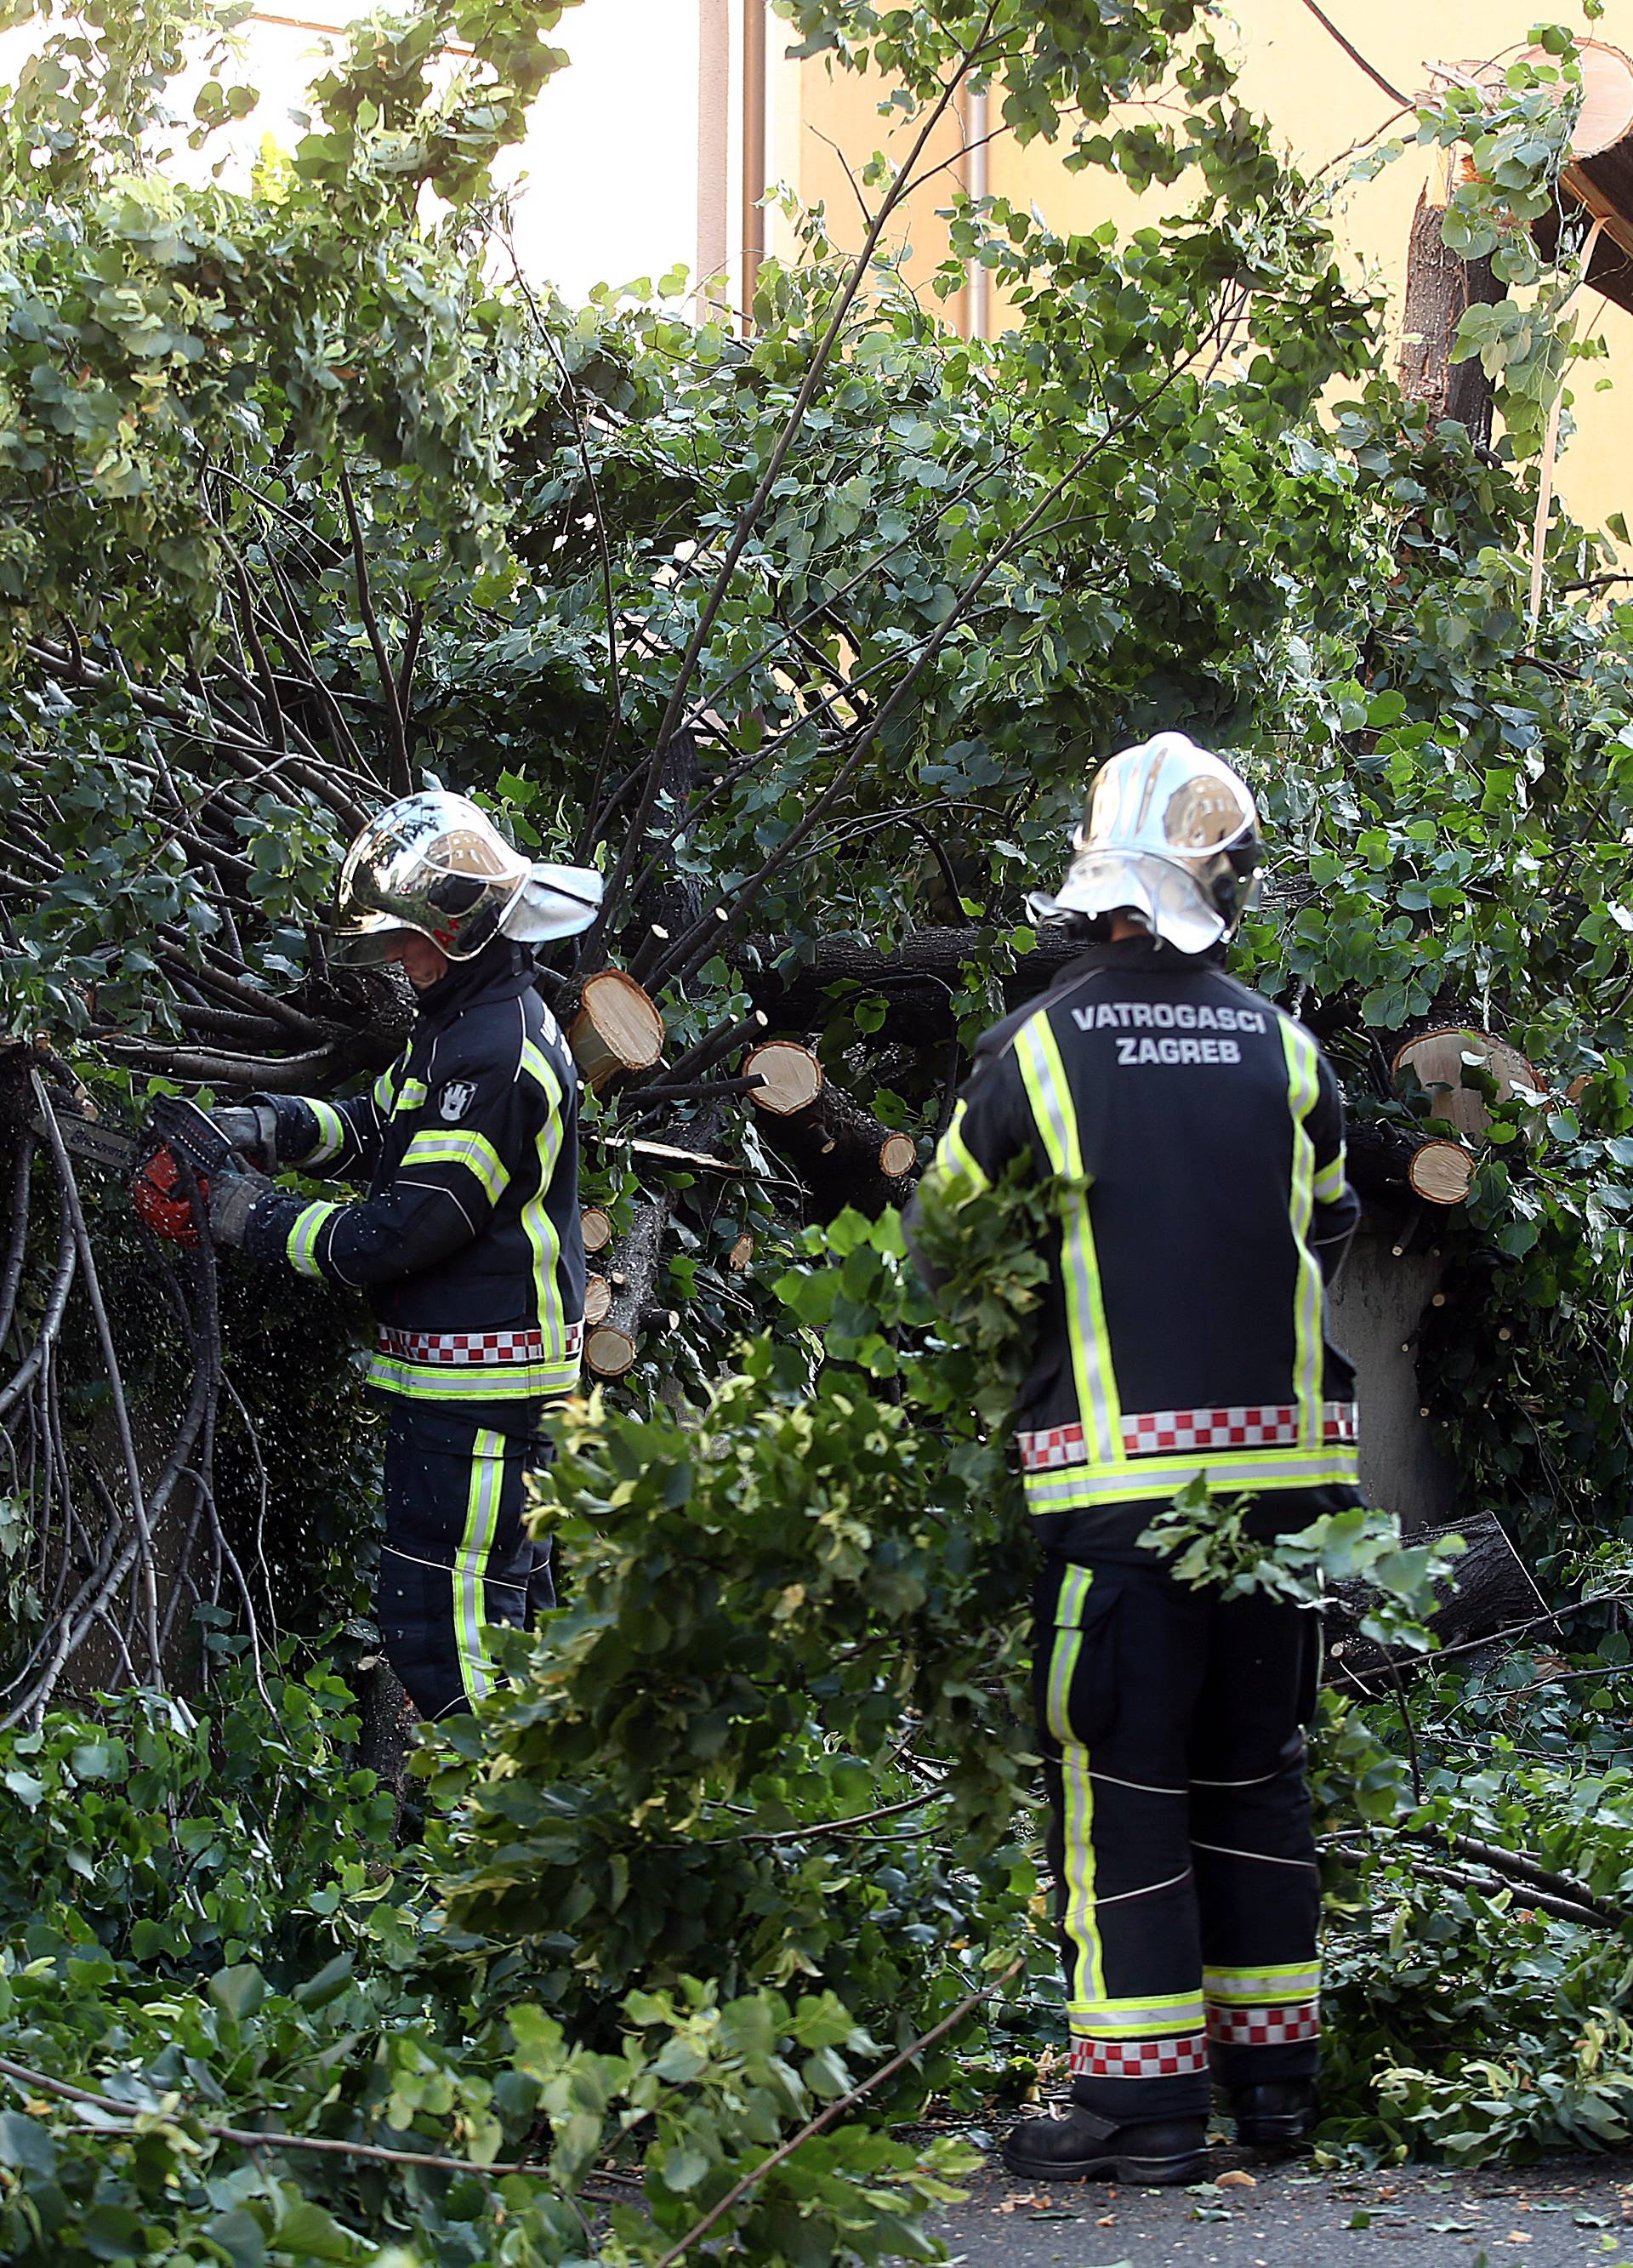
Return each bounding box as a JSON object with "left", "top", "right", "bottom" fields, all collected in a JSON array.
[
  {"left": 1033, "top": 1543, "right": 1323, "bottom": 2119},
  {"left": 377, "top": 1394, "right": 555, "bottom": 1720}
]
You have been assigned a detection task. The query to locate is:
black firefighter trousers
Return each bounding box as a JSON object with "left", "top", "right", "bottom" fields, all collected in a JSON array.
[
  {"left": 1033, "top": 1541, "right": 1323, "bottom": 2123},
  {"left": 377, "top": 1394, "right": 556, "bottom": 1722}
]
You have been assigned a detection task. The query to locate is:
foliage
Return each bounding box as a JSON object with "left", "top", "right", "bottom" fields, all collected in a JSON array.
[
  {"left": 1138, "top": 1480, "right": 1464, "bottom": 1653},
  {"left": 0, "top": 1655, "right": 393, "bottom": 1978},
  {"left": 3, "top": 0, "right": 1633, "bottom": 2245},
  {"left": 429, "top": 1189, "right": 1044, "bottom": 2051},
  {"left": 1317, "top": 1631, "right": 1633, "bottom": 2165}
]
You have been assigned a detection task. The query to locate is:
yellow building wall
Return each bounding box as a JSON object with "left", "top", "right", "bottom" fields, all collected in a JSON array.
[{"left": 774, "top": 0, "right": 1633, "bottom": 540}]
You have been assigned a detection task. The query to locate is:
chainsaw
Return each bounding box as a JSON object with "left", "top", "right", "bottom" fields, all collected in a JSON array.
[{"left": 28, "top": 1092, "right": 259, "bottom": 1247}]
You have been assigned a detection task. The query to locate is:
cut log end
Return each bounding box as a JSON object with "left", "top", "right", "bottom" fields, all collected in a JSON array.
[
  {"left": 744, "top": 1039, "right": 823, "bottom": 1117},
  {"left": 569, "top": 969, "right": 666, "bottom": 1088},
  {"left": 1408, "top": 1138, "right": 1475, "bottom": 1207},
  {"left": 1392, "top": 1027, "right": 1538, "bottom": 1143},
  {"left": 727, "top": 1231, "right": 755, "bottom": 1273},
  {"left": 579, "top": 1205, "right": 613, "bottom": 1254},
  {"left": 583, "top": 1273, "right": 613, "bottom": 1326},
  {"left": 584, "top": 1323, "right": 638, "bottom": 1378},
  {"left": 877, "top": 1131, "right": 918, "bottom": 1180}
]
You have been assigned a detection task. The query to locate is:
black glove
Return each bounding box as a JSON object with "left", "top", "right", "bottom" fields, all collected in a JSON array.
[{"left": 207, "top": 1153, "right": 274, "bottom": 1249}]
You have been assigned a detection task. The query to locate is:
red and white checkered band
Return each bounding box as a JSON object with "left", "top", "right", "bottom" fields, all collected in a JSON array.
[
  {"left": 1069, "top": 2032, "right": 1209, "bottom": 2080},
  {"left": 1206, "top": 2000, "right": 1321, "bottom": 2048},
  {"left": 377, "top": 1321, "right": 584, "bottom": 1366},
  {"left": 1018, "top": 1403, "right": 1358, "bottom": 1470}
]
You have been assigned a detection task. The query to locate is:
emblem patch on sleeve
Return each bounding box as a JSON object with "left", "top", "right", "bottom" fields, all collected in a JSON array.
[{"left": 439, "top": 1079, "right": 476, "bottom": 1122}]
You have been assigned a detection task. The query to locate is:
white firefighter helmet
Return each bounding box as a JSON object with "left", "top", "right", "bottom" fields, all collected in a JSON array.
[
  {"left": 332, "top": 790, "right": 604, "bottom": 964},
  {"left": 1027, "top": 732, "right": 1263, "bottom": 954}
]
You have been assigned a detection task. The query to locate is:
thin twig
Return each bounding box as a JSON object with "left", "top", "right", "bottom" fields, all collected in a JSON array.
[
  {"left": 587, "top": 3, "right": 1003, "bottom": 949},
  {"left": 1294, "top": 0, "right": 1408, "bottom": 105},
  {"left": 651, "top": 1955, "right": 1025, "bottom": 2268},
  {"left": 30, "top": 1076, "right": 168, "bottom": 1696},
  {"left": 502, "top": 241, "right": 627, "bottom": 859},
  {"left": 646, "top": 323, "right": 1218, "bottom": 993},
  {"left": 0, "top": 1131, "right": 37, "bottom": 1354},
  {"left": 0, "top": 2054, "right": 559, "bottom": 2183}
]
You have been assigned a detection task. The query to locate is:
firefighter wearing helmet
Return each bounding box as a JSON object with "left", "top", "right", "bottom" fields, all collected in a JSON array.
[
  {"left": 908, "top": 732, "right": 1361, "bottom": 2182},
  {"left": 143, "top": 792, "right": 603, "bottom": 1722}
]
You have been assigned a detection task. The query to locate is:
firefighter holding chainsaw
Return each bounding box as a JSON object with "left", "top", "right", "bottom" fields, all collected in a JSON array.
[
  {"left": 135, "top": 792, "right": 601, "bottom": 1721},
  {"left": 908, "top": 734, "right": 1361, "bottom": 2184}
]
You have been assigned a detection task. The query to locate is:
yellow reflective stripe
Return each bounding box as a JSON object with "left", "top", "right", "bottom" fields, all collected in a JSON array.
[
  {"left": 1040, "top": 1569, "right": 1103, "bottom": 2010},
  {"left": 401, "top": 1129, "right": 510, "bottom": 1204},
  {"left": 454, "top": 1428, "right": 505, "bottom": 1706},
  {"left": 928, "top": 1098, "right": 989, "bottom": 1195},
  {"left": 285, "top": 1200, "right": 340, "bottom": 1279},
  {"left": 1015, "top": 1015, "right": 1123, "bottom": 1467},
  {"left": 1281, "top": 1022, "right": 1324, "bottom": 1450},
  {"left": 1070, "top": 1992, "right": 1207, "bottom": 2035},
  {"left": 304, "top": 1099, "right": 346, "bottom": 1165},
  {"left": 373, "top": 1062, "right": 400, "bottom": 1113},
  {"left": 1016, "top": 1014, "right": 1083, "bottom": 1177},
  {"left": 1044, "top": 1565, "right": 1092, "bottom": 1740},
  {"left": 1204, "top": 1963, "right": 1321, "bottom": 2004},
  {"left": 365, "top": 1355, "right": 580, "bottom": 1400},
  {"left": 1312, "top": 1147, "right": 1346, "bottom": 1205},
  {"left": 1023, "top": 1447, "right": 1359, "bottom": 1512},
  {"left": 1061, "top": 1735, "right": 1102, "bottom": 2009},
  {"left": 392, "top": 1077, "right": 430, "bottom": 1116},
  {"left": 518, "top": 1039, "right": 556, "bottom": 1091},
  {"left": 1044, "top": 1641, "right": 1103, "bottom": 2012},
  {"left": 520, "top": 1046, "right": 569, "bottom": 1359}
]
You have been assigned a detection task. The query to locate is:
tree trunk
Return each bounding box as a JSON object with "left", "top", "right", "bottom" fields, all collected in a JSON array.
[
  {"left": 1398, "top": 191, "right": 1499, "bottom": 447},
  {"left": 356, "top": 1656, "right": 415, "bottom": 1833}
]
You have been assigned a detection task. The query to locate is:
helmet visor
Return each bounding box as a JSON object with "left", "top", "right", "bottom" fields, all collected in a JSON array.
[{"left": 333, "top": 791, "right": 530, "bottom": 962}]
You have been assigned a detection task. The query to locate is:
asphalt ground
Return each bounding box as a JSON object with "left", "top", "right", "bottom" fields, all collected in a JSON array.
[{"left": 925, "top": 2140, "right": 1633, "bottom": 2266}]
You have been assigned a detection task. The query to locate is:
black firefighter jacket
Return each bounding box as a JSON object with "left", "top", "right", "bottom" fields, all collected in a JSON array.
[
  {"left": 910, "top": 937, "right": 1363, "bottom": 1551},
  {"left": 243, "top": 942, "right": 585, "bottom": 1406}
]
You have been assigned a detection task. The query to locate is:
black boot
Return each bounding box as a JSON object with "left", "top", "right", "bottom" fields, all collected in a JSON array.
[
  {"left": 1000, "top": 2104, "right": 1207, "bottom": 2185},
  {"left": 1231, "top": 2079, "right": 1318, "bottom": 2146}
]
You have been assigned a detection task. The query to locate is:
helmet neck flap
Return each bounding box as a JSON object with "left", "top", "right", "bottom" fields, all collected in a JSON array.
[{"left": 1027, "top": 732, "right": 1262, "bottom": 955}]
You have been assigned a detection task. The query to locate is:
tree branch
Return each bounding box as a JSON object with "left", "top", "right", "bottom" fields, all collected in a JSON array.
[
  {"left": 338, "top": 464, "right": 412, "bottom": 795},
  {"left": 584, "top": 3, "right": 1003, "bottom": 949}
]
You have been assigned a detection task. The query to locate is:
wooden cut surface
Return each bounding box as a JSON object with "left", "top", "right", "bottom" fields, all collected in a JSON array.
[
  {"left": 579, "top": 1205, "right": 613, "bottom": 1253},
  {"left": 569, "top": 969, "right": 665, "bottom": 1086},
  {"left": 743, "top": 1039, "right": 823, "bottom": 1117},
  {"left": 1442, "top": 43, "right": 1633, "bottom": 156},
  {"left": 1570, "top": 39, "right": 1633, "bottom": 157},
  {"left": 1391, "top": 1028, "right": 1538, "bottom": 1142},
  {"left": 1408, "top": 1138, "right": 1475, "bottom": 1207},
  {"left": 583, "top": 1273, "right": 612, "bottom": 1326},
  {"left": 584, "top": 1324, "right": 637, "bottom": 1377},
  {"left": 878, "top": 1132, "right": 917, "bottom": 1179}
]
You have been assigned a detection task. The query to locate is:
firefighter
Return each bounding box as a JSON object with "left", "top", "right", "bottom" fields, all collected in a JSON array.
[
  {"left": 146, "top": 791, "right": 602, "bottom": 1721},
  {"left": 908, "top": 733, "right": 1360, "bottom": 2185}
]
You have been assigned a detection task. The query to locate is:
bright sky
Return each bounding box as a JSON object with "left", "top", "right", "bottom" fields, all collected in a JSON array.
[{"left": 0, "top": 0, "right": 703, "bottom": 304}]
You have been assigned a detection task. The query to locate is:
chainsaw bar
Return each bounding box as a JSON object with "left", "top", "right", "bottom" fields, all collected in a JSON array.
[{"left": 28, "top": 1107, "right": 139, "bottom": 1176}]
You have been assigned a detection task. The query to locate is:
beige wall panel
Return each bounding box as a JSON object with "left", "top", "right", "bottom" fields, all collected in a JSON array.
[{"left": 778, "top": 47, "right": 969, "bottom": 327}]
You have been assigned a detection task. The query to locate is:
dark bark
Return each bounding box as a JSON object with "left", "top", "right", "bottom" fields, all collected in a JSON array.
[
  {"left": 755, "top": 1077, "right": 919, "bottom": 1218},
  {"left": 744, "top": 926, "right": 1081, "bottom": 1038},
  {"left": 1324, "top": 1509, "right": 1542, "bottom": 1679},
  {"left": 357, "top": 1657, "right": 415, "bottom": 1835}
]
